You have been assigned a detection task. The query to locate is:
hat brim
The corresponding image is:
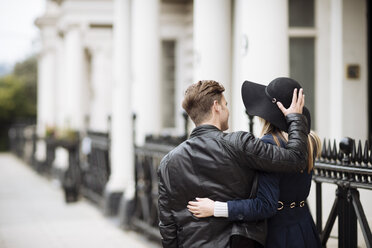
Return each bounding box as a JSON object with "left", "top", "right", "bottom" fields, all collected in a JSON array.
[{"left": 241, "top": 81, "right": 311, "bottom": 133}]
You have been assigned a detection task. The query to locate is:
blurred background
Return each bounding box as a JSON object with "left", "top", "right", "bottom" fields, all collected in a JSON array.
[
  {"left": 0, "top": 0, "right": 371, "bottom": 247},
  {"left": 0, "top": 0, "right": 44, "bottom": 150}
]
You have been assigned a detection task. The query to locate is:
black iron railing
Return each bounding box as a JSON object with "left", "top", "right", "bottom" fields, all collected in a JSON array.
[
  {"left": 130, "top": 135, "right": 372, "bottom": 246},
  {"left": 129, "top": 137, "right": 184, "bottom": 241},
  {"left": 8, "top": 124, "right": 36, "bottom": 163},
  {"left": 126, "top": 112, "right": 189, "bottom": 239},
  {"left": 80, "top": 131, "right": 111, "bottom": 204},
  {"left": 58, "top": 138, "right": 80, "bottom": 203},
  {"left": 314, "top": 138, "right": 372, "bottom": 248},
  {"left": 9, "top": 120, "right": 372, "bottom": 247},
  {"left": 8, "top": 124, "right": 81, "bottom": 202},
  {"left": 33, "top": 137, "right": 58, "bottom": 175}
]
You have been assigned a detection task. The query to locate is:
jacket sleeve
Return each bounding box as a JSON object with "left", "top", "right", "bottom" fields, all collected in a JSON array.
[
  {"left": 158, "top": 157, "right": 178, "bottom": 248},
  {"left": 227, "top": 172, "right": 279, "bottom": 222},
  {"left": 229, "top": 113, "right": 308, "bottom": 173}
]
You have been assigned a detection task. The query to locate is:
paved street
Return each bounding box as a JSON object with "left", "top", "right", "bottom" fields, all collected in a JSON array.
[{"left": 0, "top": 153, "right": 160, "bottom": 248}]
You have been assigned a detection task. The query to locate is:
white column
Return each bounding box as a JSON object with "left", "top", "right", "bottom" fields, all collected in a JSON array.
[
  {"left": 64, "top": 26, "right": 85, "bottom": 130},
  {"left": 89, "top": 46, "right": 112, "bottom": 132},
  {"left": 36, "top": 27, "right": 57, "bottom": 161},
  {"left": 132, "top": 0, "right": 161, "bottom": 145},
  {"left": 329, "top": 0, "right": 343, "bottom": 140},
  {"left": 193, "top": 0, "right": 232, "bottom": 104},
  {"left": 231, "top": 0, "right": 288, "bottom": 132},
  {"left": 37, "top": 52, "right": 56, "bottom": 134},
  {"left": 107, "top": 0, "right": 134, "bottom": 199}
]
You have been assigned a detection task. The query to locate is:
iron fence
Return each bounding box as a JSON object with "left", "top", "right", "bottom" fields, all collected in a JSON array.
[
  {"left": 129, "top": 136, "right": 185, "bottom": 241},
  {"left": 80, "top": 131, "right": 111, "bottom": 204},
  {"left": 130, "top": 136, "right": 372, "bottom": 247},
  {"left": 43, "top": 137, "right": 57, "bottom": 174},
  {"left": 314, "top": 138, "right": 372, "bottom": 248},
  {"left": 57, "top": 138, "right": 80, "bottom": 203},
  {"left": 9, "top": 121, "right": 372, "bottom": 247},
  {"left": 8, "top": 124, "right": 36, "bottom": 163}
]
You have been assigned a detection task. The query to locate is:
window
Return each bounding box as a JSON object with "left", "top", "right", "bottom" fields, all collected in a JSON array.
[
  {"left": 289, "top": 0, "right": 314, "bottom": 27},
  {"left": 290, "top": 38, "right": 315, "bottom": 122},
  {"left": 289, "top": 0, "right": 316, "bottom": 128}
]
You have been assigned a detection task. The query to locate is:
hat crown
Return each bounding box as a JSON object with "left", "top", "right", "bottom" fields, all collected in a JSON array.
[
  {"left": 266, "top": 77, "right": 301, "bottom": 108},
  {"left": 241, "top": 77, "right": 311, "bottom": 133}
]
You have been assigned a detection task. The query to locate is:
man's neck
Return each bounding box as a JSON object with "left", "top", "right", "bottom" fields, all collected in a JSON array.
[{"left": 199, "top": 120, "right": 221, "bottom": 130}]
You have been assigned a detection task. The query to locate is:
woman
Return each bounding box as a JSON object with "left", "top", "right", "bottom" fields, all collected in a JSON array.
[{"left": 187, "top": 77, "right": 322, "bottom": 248}]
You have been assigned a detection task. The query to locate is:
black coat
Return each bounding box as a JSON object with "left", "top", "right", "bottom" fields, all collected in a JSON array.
[{"left": 158, "top": 113, "right": 309, "bottom": 248}]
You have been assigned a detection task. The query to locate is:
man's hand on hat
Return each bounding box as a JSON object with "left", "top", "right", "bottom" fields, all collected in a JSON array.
[{"left": 276, "top": 88, "right": 305, "bottom": 116}]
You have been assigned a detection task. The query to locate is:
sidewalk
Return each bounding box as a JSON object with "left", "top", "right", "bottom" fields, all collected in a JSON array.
[{"left": 0, "top": 153, "right": 161, "bottom": 248}]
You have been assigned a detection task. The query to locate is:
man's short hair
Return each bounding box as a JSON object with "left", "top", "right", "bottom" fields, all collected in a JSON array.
[{"left": 182, "top": 80, "right": 225, "bottom": 125}]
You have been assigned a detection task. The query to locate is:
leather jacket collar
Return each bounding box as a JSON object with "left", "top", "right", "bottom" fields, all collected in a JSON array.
[{"left": 189, "top": 124, "right": 221, "bottom": 139}]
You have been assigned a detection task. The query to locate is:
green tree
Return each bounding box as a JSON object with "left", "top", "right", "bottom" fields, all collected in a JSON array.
[
  {"left": 13, "top": 55, "right": 37, "bottom": 119},
  {"left": 0, "top": 56, "right": 37, "bottom": 150}
]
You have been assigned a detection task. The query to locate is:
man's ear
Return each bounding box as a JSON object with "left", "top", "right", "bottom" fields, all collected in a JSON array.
[{"left": 212, "top": 100, "right": 221, "bottom": 112}]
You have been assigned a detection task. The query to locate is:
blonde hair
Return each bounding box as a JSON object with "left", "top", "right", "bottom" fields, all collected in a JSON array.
[{"left": 259, "top": 118, "right": 321, "bottom": 173}]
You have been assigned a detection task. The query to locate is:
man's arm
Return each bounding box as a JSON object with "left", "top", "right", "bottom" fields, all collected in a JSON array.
[
  {"left": 233, "top": 113, "right": 308, "bottom": 173},
  {"left": 226, "top": 88, "right": 308, "bottom": 173},
  {"left": 158, "top": 158, "right": 178, "bottom": 248},
  {"left": 227, "top": 172, "right": 279, "bottom": 221}
]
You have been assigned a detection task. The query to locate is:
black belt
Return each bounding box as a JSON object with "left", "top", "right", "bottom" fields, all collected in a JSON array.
[{"left": 277, "top": 200, "right": 306, "bottom": 210}]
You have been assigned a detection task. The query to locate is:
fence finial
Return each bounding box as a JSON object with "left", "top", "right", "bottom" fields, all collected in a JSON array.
[
  {"left": 327, "top": 140, "right": 332, "bottom": 161},
  {"left": 321, "top": 138, "right": 327, "bottom": 159},
  {"left": 351, "top": 140, "right": 356, "bottom": 164},
  {"left": 338, "top": 147, "right": 343, "bottom": 162},
  {"left": 332, "top": 140, "right": 338, "bottom": 161},
  {"left": 363, "top": 140, "right": 369, "bottom": 165},
  {"left": 340, "top": 137, "right": 354, "bottom": 164},
  {"left": 370, "top": 141, "right": 372, "bottom": 165},
  {"left": 357, "top": 140, "right": 363, "bottom": 164}
]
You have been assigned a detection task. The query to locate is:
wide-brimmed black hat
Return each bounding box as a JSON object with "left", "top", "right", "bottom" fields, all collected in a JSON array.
[{"left": 241, "top": 77, "right": 311, "bottom": 133}]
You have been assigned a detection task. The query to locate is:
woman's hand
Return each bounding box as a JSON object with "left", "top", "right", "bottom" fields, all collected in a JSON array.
[{"left": 187, "top": 198, "right": 215, "bottom": 218}]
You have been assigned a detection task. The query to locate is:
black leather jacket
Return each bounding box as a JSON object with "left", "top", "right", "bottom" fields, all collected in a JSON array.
[{"left": 158, "top": 114, "right": 308, "bottom": 248}]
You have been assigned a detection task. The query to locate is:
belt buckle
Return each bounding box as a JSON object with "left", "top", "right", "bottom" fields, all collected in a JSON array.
[
  {"left": 290, "top": 202, "right": 296, "bottom": 208},
  {"left": 300, "top": 201, "right": 305, "bottom": 207},
  {"left": 277, "top": 201, "right": 284, "bottom": 210}
]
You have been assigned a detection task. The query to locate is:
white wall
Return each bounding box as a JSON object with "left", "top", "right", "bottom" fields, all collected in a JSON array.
[
  {"left": 342, "top": 0, "right": 368, "bottom": 141},
  {"left": 316, "top": 0, "right": 368, "bottom": 141},
  {"left": 329, "top": 0, "right": 344, "bottom": 140},
  {"left": 315, "top": 0, "right": 332, "bottom": 139}
]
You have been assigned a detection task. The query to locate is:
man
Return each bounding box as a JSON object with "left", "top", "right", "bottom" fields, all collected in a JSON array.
[{"left": 158, "top": 80, "right": 308, "bottom": 247}]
